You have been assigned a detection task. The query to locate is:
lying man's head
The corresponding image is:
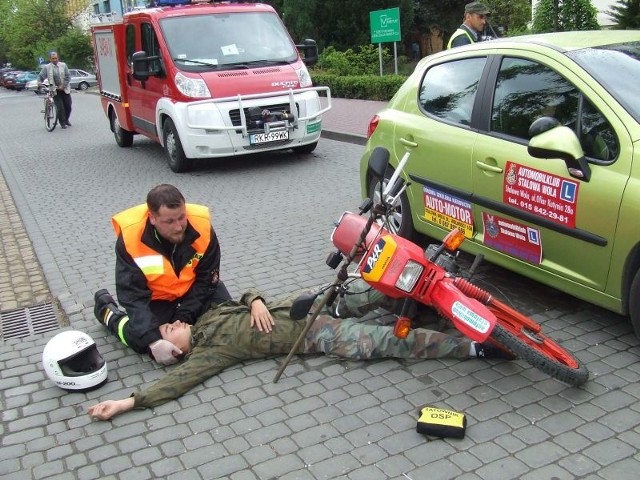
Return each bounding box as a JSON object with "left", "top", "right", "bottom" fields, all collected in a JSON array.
[{"left": 160, "top": 320, "right": 192, "bottom": 354}]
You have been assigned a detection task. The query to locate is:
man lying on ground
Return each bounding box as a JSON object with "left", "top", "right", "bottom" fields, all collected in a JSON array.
[{"left": 88, "top": 282, "right": 513, "bottom": 420}]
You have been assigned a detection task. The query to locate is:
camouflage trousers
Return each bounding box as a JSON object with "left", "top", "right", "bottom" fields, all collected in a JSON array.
[{"left": 301, "top": 280, "right": 472, "bottom": 360}]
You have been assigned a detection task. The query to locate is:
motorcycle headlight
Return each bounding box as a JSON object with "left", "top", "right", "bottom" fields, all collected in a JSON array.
[
  {"left": 395, "top": 260, "right": 424, "bottom": 293},
  {"left": 175, "top": 72, "right": 210, "bottom": 98}
]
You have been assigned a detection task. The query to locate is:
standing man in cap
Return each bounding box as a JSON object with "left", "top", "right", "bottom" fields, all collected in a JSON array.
[{"left": 447, "top": 2, "right": 491, "bottom": 49}]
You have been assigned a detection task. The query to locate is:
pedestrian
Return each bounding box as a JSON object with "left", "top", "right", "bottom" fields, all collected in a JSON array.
[
  {"left": 447, "top": 2, "right": 491, "bottom": 49},
  {"left": 411, "top": 42, "right": 420, "bottom": 61},
  {"left": 38, "top": 51, "right": 72, "bottom": 128},
  {"left": 87, "top": 281, "right": 514, "bottom": 421},
  {"left": 93, "top": 184, "right": 232, "bottom": 365}
]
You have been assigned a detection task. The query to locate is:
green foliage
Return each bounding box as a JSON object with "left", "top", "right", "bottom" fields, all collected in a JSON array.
[
  {"left": 607, "top": 0, "right": 640, "bottom": 29},
  {"left": 1, "top": 0, "right": 74, "bottom": 69},
  {"left": 532, "top": 0, "right": 600, "bottom": 33},
  {"left": 316, "top": 45, "right": 392, "bottom": 76},
  {"left": 271, "top": 0, "right": 415, "bottom": 51},
  {"left": 486, "top": 0, "right": 532, "bottom": 35},
  {"left": 56, "top": 27, "right": 94, "bottom": 70},
  {"left": 312, "top": 72, "right": 407, "bottom": 101}
]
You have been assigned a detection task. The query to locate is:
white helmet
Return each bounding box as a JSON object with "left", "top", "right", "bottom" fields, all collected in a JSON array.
[{"left": 42, "top": 330, "right": 107, "bottom": 391}]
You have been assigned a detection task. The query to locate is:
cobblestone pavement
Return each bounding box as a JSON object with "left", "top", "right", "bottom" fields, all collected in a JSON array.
[{"left": 1, "top": 91, "right": 639, "bottom": 480}]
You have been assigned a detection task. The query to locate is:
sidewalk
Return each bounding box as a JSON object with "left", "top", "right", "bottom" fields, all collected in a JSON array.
[{"left": 320, "top": 97, "right": 387, "bottom": 145}]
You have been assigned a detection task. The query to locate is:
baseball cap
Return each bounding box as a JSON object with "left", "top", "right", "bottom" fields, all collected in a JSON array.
[{"left": 465, "top": 2, "right": 491, "bottom": 15}]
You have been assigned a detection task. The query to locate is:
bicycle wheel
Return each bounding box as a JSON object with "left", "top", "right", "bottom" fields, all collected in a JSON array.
[
  {"left": 453, "top": 277, "right": 589, "bottom": 386},
  {"left": 45, "top": 99, "right": 57, "bottom": 132}
]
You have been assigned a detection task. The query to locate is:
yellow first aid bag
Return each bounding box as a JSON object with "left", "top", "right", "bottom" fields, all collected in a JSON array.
[{"left": 416, "top": 406, "right": 466, "bottom": 439}]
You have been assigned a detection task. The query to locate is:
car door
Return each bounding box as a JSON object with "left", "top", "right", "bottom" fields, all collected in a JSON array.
[
  {"left": 393, "top": 55, "right": 488, "bottom": 239},
  {"left": 126, "top": 20, "right": 165, "bottom": 140},
  {"left": 470, "top": 52, "right": 631, "bottom": 291}
]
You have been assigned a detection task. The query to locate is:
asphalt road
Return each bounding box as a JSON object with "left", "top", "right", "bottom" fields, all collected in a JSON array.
[{"left": 1, "top": 90, "right": 639, "bottom": 480}]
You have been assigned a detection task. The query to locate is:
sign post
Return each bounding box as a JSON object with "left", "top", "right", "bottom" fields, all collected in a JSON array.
[{"left": 369, "top": 7, "right": 401, "bottom": 76}]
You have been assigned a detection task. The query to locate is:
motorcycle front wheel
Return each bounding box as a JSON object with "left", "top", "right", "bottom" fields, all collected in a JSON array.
[{"left": 487, "top": 302, "right": 589, "bottom": 387}]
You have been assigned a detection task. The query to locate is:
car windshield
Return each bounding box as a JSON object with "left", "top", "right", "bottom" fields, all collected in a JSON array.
[
  {"left": 567, "top": 42, "right": 640, "bottom": 123},
  {"left": 160, "top": 12, "right": 297, "bottom": 72}
]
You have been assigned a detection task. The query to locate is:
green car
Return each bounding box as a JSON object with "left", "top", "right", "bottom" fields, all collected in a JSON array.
[{"left": 360, "top": 31, "right": 640, "bottom": 336}]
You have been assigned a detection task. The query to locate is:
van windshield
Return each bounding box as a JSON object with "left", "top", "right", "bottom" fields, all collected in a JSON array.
[{"left": 160, "top": 12, "right": 298, "bottom": 72}]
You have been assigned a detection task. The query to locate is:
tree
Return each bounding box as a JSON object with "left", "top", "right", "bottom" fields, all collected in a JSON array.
[
  {"left": 607, "top": 0, "right": 640, "bottom": 28},
  {"left": 3, "top": 0, "right": 71, "bottom": 69},
  {"left": 532, "top": 0, "right": 600, "bottom": 33},
  {"left": 271, "top": 0, "right": 415, "bottom": 51},
  {"left": 487, "top": 0, "right": 532, "bottom": 36}
]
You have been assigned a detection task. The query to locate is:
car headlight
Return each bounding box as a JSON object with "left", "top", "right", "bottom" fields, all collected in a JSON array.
[
  {"left": 395, "top": 260, "right": 424, "bottom": 293},
  {"left": 175, "top": 72, "right": 210, "bottom": 98},
  {"left": 296, "top": 64, "right": 312, "bottom": 88}
]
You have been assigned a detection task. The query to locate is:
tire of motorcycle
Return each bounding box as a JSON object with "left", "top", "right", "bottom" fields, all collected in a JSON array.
[
  {"left": 368, "top": 172, "right": 416, "bottom": 241},
  {"left": 489, "top": 323, "right": 589, "bottom": 387}
]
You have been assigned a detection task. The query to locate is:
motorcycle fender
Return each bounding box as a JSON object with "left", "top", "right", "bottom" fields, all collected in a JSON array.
[{"left": 430, "top": 281, "right": 496, "bottom": 342}]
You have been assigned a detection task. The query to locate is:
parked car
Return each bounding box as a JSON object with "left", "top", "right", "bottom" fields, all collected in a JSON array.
[
  {"left": 359, "top": 30, "right": 640, "bottom": 336},
  {"left": 0, "top": 67, "right": 16, "bottom": 86},
  {"left": 69, "top": 69, "right": 97, "bottom": 90},
  {"left": 1, "top": 70, "right": 23, "bottom": 89},
  {"left": 13, "top": 71, "right": 39, "bottom": 91}
]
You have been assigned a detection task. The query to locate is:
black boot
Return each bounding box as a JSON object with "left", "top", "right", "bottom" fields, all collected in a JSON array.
[
  {"left": 475, "top": 340, "right": 517, "bottom": 360},
  {"left": 94, "top": 289, "right": 126, "bottom": 329}
]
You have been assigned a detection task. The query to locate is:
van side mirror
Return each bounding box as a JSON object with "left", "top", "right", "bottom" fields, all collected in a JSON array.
[
  {"left": 528, "top": 117, "right": 591, "bottom": 182},
  {"left": 296, "top": 39, "right": 318, "bottom": 66},
  {"left": 132, "top": 51, "right": 150, "bottom": 81}
]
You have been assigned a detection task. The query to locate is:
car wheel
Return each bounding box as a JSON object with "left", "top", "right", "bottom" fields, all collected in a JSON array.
[
  {"left": 293, "top": 141, "right": 318, "bottom": 154},
  {"left": 110, "top": 112, "right": 134, "bottom": 147},
  {"left": 78, "top": 82, "right": 89, "bottom": 91},
  {"left": 629, "top": 269, "right": 640, "bottom": 338},
  {"left": 163, "top": 118, "right": 191, "bottom": 173},
  {"left": 368, "top": 170, "right": 415, "bottom": 240}
]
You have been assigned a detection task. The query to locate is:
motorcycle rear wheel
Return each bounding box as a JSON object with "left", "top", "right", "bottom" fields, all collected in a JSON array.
[{"left": 489, "top": 319, "right": 589, "bottom": 387}]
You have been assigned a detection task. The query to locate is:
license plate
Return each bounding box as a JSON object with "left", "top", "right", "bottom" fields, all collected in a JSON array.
[{"left": 249, "top": 131, "right": 289, "bottom": 145}]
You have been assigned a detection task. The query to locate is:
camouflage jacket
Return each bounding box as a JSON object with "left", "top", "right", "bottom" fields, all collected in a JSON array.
[{"left": 133, "top": 289, "right": 305, "bottom": 409}]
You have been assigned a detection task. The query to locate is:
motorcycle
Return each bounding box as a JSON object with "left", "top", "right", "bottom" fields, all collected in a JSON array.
[{"left": 274, "top": 146, "right": 589, "bottom": 387}]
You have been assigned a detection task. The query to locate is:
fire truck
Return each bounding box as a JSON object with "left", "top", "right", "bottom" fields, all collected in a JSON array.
[{"left": 91, "top": 0, "right": 331, "bottom": 172}]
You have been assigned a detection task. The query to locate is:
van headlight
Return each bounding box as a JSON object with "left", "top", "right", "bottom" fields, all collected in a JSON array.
[
  {"left": 175, "top": 72, "right": 210, "bottom": 98},
  {"left": 296, "top": 65, "right": 312, "bottom": 88},
  {"left": 395, "top": 260, "right": 423, "bottom": 293}
]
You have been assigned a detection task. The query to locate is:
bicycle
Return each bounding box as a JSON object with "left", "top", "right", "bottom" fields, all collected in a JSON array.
[{"left": 42, "top": 86, "right": 57, "bottom": 132}]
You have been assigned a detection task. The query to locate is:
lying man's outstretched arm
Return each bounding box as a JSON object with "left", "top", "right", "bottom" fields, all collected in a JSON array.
[{"left": 87, "top": 397, "right": 135, "bottom": 420}]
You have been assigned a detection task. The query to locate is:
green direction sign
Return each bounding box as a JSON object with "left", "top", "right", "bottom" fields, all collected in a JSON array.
[{"left": 370, "top": 7, "right": 401, "bottom": 43}]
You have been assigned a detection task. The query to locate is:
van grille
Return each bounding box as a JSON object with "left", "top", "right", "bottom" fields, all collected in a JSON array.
[{"left": 229, "top": 102, "right": 299, "bottom": 127}]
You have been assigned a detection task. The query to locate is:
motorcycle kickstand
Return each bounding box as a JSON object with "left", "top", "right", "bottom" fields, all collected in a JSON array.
[{"left": 273, "top": 281, "right": 342, "bottom": 383}]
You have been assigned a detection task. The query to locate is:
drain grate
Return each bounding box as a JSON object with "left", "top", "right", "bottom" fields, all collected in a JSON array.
[{"left": 0, "top": 303, "right": 60, "bottom": 340}]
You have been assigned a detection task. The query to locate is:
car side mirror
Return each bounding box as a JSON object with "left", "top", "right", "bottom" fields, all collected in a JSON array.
[
  {"left": 368, "top": 146, "right": 390, "bottom": 181},
  {"left": 296, "top": 39, "right": 318, "bottom": 66},
  {"left": 528, "top": 117, "right": 591, "bottom": 182}
]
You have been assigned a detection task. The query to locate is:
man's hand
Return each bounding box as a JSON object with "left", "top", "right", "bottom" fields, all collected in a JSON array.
[
  {"left": 250, "top": 298, "right": 275, "bottom": 333},
  {"left": 87, "top": 397, "right": 135, "bottom": 421},
  {"left": 149, "top": 339, "right": 183, "bottom": 365}
]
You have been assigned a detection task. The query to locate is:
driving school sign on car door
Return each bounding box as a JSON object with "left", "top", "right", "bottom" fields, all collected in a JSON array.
[{"left": 503, "top": 162, "right": 579, "bottom": 228}]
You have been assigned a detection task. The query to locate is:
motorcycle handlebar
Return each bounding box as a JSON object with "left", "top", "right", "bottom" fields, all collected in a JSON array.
[{"left": 383, "top": 151, "right": 410, "bottom": 197}]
